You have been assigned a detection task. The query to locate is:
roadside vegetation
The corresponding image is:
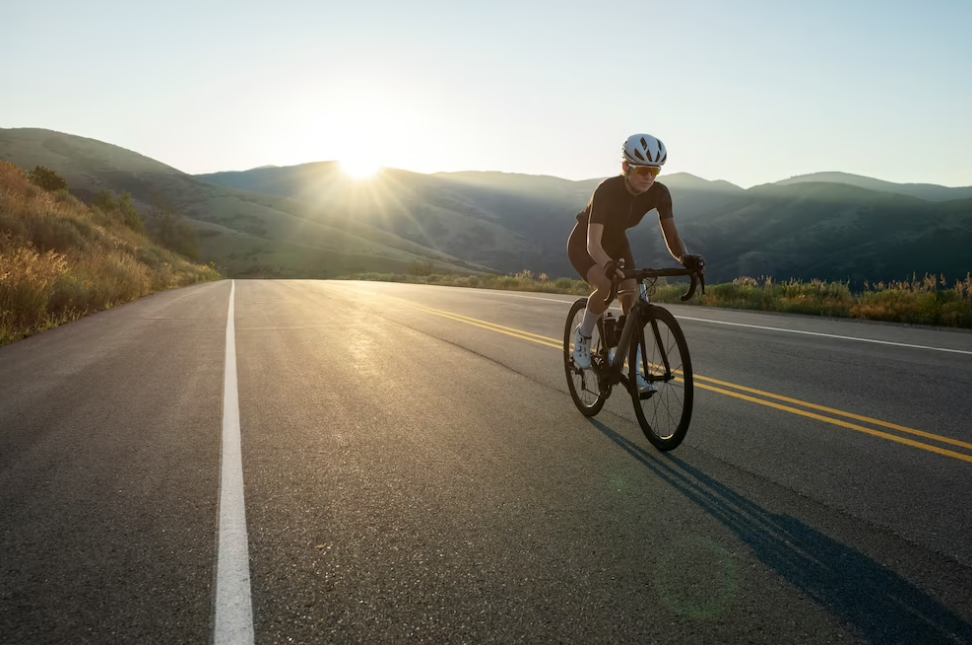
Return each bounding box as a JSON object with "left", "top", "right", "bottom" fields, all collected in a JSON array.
[
  {"left": 338, "top": 261, "right": 972, "bottom": 330},
  {"left": 0, "top": 161, "right": 220, "bottom": 346}
]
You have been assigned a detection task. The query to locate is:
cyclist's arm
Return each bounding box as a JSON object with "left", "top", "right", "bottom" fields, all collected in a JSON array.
[
  {"left": 655, "top": 186, "right": 690, "bottom": 262},
  {"left": 659, "top": 214, "right": 688, "bottom": 261},
  {"left": 586, "top": 223, "right": 615, "bottom": 268}
]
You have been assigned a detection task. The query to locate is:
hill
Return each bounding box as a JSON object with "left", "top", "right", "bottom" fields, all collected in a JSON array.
[
  {"left": 674, "top": 182, "right": 972, "bottom": 284},
  {"left": 0, "top": 160, "right": 218, "bottom": 345},
  {"left": 0, "top": 128, "right": 487, "bottom": 278},
  {"left": 774, "top": 172, "right": 972, "bottom": 202}
]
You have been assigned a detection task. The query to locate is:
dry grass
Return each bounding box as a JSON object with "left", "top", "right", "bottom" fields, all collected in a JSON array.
[
  {"left": 691, "top": 274, "right": 972, "bottom": 328},
  {"left": 0, "top": 161, "right": 220, "bottom": 346}
]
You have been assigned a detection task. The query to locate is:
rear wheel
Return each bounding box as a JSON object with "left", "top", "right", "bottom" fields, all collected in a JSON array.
[
  {"left": 564, "top": 298, "right": 606, "bottom": 416},
  {"left": 629, "top": 306, "right": 693, "bottom": 450}
]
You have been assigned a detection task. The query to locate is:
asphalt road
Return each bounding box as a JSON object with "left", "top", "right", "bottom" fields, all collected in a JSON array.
[{"left": 2, "top": 278, "right": 971, "bottom": 645}]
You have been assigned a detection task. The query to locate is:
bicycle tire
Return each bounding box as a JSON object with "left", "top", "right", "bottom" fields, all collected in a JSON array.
[
  {"left": 564, "top": 297, "right": 606, "bottom": 416},
  {"left": 629, "top": 306, "right": 694, "bottom": 450}
]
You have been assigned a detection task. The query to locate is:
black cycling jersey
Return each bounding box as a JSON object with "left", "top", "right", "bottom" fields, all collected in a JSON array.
[{"left": 575, "top": 175, "right": 673, "bottom": 253}]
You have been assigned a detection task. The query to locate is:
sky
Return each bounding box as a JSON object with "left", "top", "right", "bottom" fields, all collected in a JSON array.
[{"left": 3, "top": 0, "right": 970, "bottom": 188}]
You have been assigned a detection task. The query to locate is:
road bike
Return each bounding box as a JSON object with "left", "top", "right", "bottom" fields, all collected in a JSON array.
[{"left": 563, "top": 262, "right": 705, "bottom": 451}]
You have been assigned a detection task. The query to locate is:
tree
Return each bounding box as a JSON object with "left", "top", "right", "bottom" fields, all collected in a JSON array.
[
  {"left": 149, "top": 192, "right": 200, "bottom": 261},
  {"left": 117, "top": 193, "right": 147, "bottom": 235},
  {"left": 92, "top": 188, "right": 117, "bottom": 213},
  {"left": 28, "top": 166, "right": 68, "bottom": 192},
  {"left": 92, "top": 188, "right": 147, "bottom": 234}
]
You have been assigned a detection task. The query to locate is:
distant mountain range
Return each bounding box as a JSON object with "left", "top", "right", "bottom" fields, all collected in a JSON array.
[
  {"left": 2, "top": 127, "right": 970, "bottom": 285},
  {"left": 674, "top": 182, "right": 972, "bottom": 285},
  {"left": 198, "top": 162, "right": 972, "bottom": 285},
  {"left": 197, "top": 162, "right": 755, "bottom": 278},
  {"left": 773, "top": 172, "right": 972, "bottom": 202}
]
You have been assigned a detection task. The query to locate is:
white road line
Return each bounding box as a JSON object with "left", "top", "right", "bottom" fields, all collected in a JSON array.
[
  {"left": 332, "top": 281, "right": 972, "bottom": 355},
  {"left": 435, "top": 287, "right": 972, "bottom": 355},
  {"left": 215, "top": 280, "right": 255, "bottom": 645},
  {"left": 477, "top": 291, "right": 577, "bottom": 304},
  {"left": 673, "top": 316, "right": 972, "bottom": 355}
]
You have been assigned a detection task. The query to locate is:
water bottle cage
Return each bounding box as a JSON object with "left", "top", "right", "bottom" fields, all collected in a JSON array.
[{"left": 603, "top": 314, "right": 625, "bottom": 348}]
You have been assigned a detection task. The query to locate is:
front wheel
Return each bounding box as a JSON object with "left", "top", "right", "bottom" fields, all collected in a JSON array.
[
  {"left": 564, "top": 298, "right": 606, "bottom": 416},
  {"left": 629, "top": 306, "right": 694, "bottom": 450}
]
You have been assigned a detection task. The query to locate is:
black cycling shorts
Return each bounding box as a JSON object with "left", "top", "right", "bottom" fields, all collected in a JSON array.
[{"left": 566, "top": 222, "right": 634, "bottom": 284}]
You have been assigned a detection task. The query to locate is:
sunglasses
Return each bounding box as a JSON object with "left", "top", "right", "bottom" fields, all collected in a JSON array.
[{"left": 629, "top": 165, "right": 662, "bottom": 178}]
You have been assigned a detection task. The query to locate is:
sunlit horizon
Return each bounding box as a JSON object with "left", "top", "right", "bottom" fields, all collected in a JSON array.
[{"left": 340, "top": 158, "right": 383, "bottom": 181}]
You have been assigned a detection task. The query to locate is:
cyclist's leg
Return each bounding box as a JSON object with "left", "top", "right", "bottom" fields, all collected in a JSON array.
[
  {"left": 567, "top": 224, "right": 610, "bottom": 326},
  {"left": 567, "top": 225, "right": 612, "bottom": 368},
  {"left": 582, "top": 264, "right": 613, "bottom": 316},
  {"left": 567, "top": 222, "right": 596, "bottom": 285}
]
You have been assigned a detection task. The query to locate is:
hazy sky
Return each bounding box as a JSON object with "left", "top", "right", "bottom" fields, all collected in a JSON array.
[{"left": 3, "top": 0, "right": 970, "bottom": 188}]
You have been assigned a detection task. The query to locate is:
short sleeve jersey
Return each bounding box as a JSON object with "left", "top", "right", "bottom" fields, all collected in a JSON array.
[{"left": 576, "top": 175, "right": 673, "bottom": 252}]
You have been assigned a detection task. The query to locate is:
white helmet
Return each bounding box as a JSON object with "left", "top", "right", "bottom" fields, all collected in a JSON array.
[{"left": 622, "top": 133, "right": 667, "bottom": 167}]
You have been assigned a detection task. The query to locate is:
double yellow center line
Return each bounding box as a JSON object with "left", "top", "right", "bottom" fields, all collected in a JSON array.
[{"left": 405, "top": 301, "right": 972, "bottom": 465}]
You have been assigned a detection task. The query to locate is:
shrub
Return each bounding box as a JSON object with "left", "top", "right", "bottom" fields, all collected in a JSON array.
[{"left": 27, "top": 165, "right": 68, "bottom": 192}]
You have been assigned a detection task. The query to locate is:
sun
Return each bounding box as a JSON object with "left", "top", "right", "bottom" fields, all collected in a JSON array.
[{"left": 340, "top": 156, "right": 382, "bottom": 180}]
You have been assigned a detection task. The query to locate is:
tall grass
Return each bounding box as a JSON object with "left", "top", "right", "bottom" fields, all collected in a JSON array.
[
  {"left": 336, "top": 269, "right": 972, "bottom": 330},
  {"left": 0, "top": 161, "right": 220, "bottom": 346},
  {"left": 685, "top": 274, "right": 972, "bottom": 328}
]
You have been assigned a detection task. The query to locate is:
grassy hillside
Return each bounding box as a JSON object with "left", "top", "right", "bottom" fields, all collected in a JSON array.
[
  {"left": 0, "top": 128, "right": 487, "bottom": 278},
  {"left": 0, "top": 161, "right": 219, "bottom": 346}
]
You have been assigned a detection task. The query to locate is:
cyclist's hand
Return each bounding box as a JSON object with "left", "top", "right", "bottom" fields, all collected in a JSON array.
[
  {"left": 680, "top": 253, "right": 705, "bottom": 273},
  {"left": 603, "top": 259, "right": 625, "bottom": 281}
]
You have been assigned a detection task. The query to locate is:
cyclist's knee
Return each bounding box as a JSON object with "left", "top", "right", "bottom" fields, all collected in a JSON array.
[{"left": 588, "top": 268, "right": 611, "bottom": 293}]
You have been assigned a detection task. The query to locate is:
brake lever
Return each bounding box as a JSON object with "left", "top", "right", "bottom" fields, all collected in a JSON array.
[
  {"left": 604, "top": 258, "right": 626, "bottom": 305},
  {"left": 680, "top": 268, "right": 708, "bottom": 301},
  {"left": 680, "top": 272, "right": 698, "bottom": 301}
]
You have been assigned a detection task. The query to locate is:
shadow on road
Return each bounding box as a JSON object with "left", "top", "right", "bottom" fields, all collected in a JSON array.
[{"left": 589, "top": 418, "right": 972, "bottom": 645}]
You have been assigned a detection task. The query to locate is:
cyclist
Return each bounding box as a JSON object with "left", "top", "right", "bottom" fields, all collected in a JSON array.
[{"left": 566, "top": 133, "right": 704, "bottom": 387}]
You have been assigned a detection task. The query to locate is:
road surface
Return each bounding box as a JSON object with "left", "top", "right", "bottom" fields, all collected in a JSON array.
[{"left": 2, "top": 279, "right": 971, "bottom": 644}]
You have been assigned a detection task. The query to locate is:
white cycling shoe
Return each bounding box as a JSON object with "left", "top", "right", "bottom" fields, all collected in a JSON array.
[{"left": 572, "top": 326, "right": 592, "bottom": 370}]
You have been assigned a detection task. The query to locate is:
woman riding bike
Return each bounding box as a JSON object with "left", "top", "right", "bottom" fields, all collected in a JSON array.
[{"left": 566, "top": 133, "right": 704, "bottom": 382}]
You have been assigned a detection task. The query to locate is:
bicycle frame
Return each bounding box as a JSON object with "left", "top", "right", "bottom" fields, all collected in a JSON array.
[
  {"left": 590, "top": 266, "right": 703, "bottom": 396},
  {"left": 591, "top": 282, "right": 654, "bottom": 392}
]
